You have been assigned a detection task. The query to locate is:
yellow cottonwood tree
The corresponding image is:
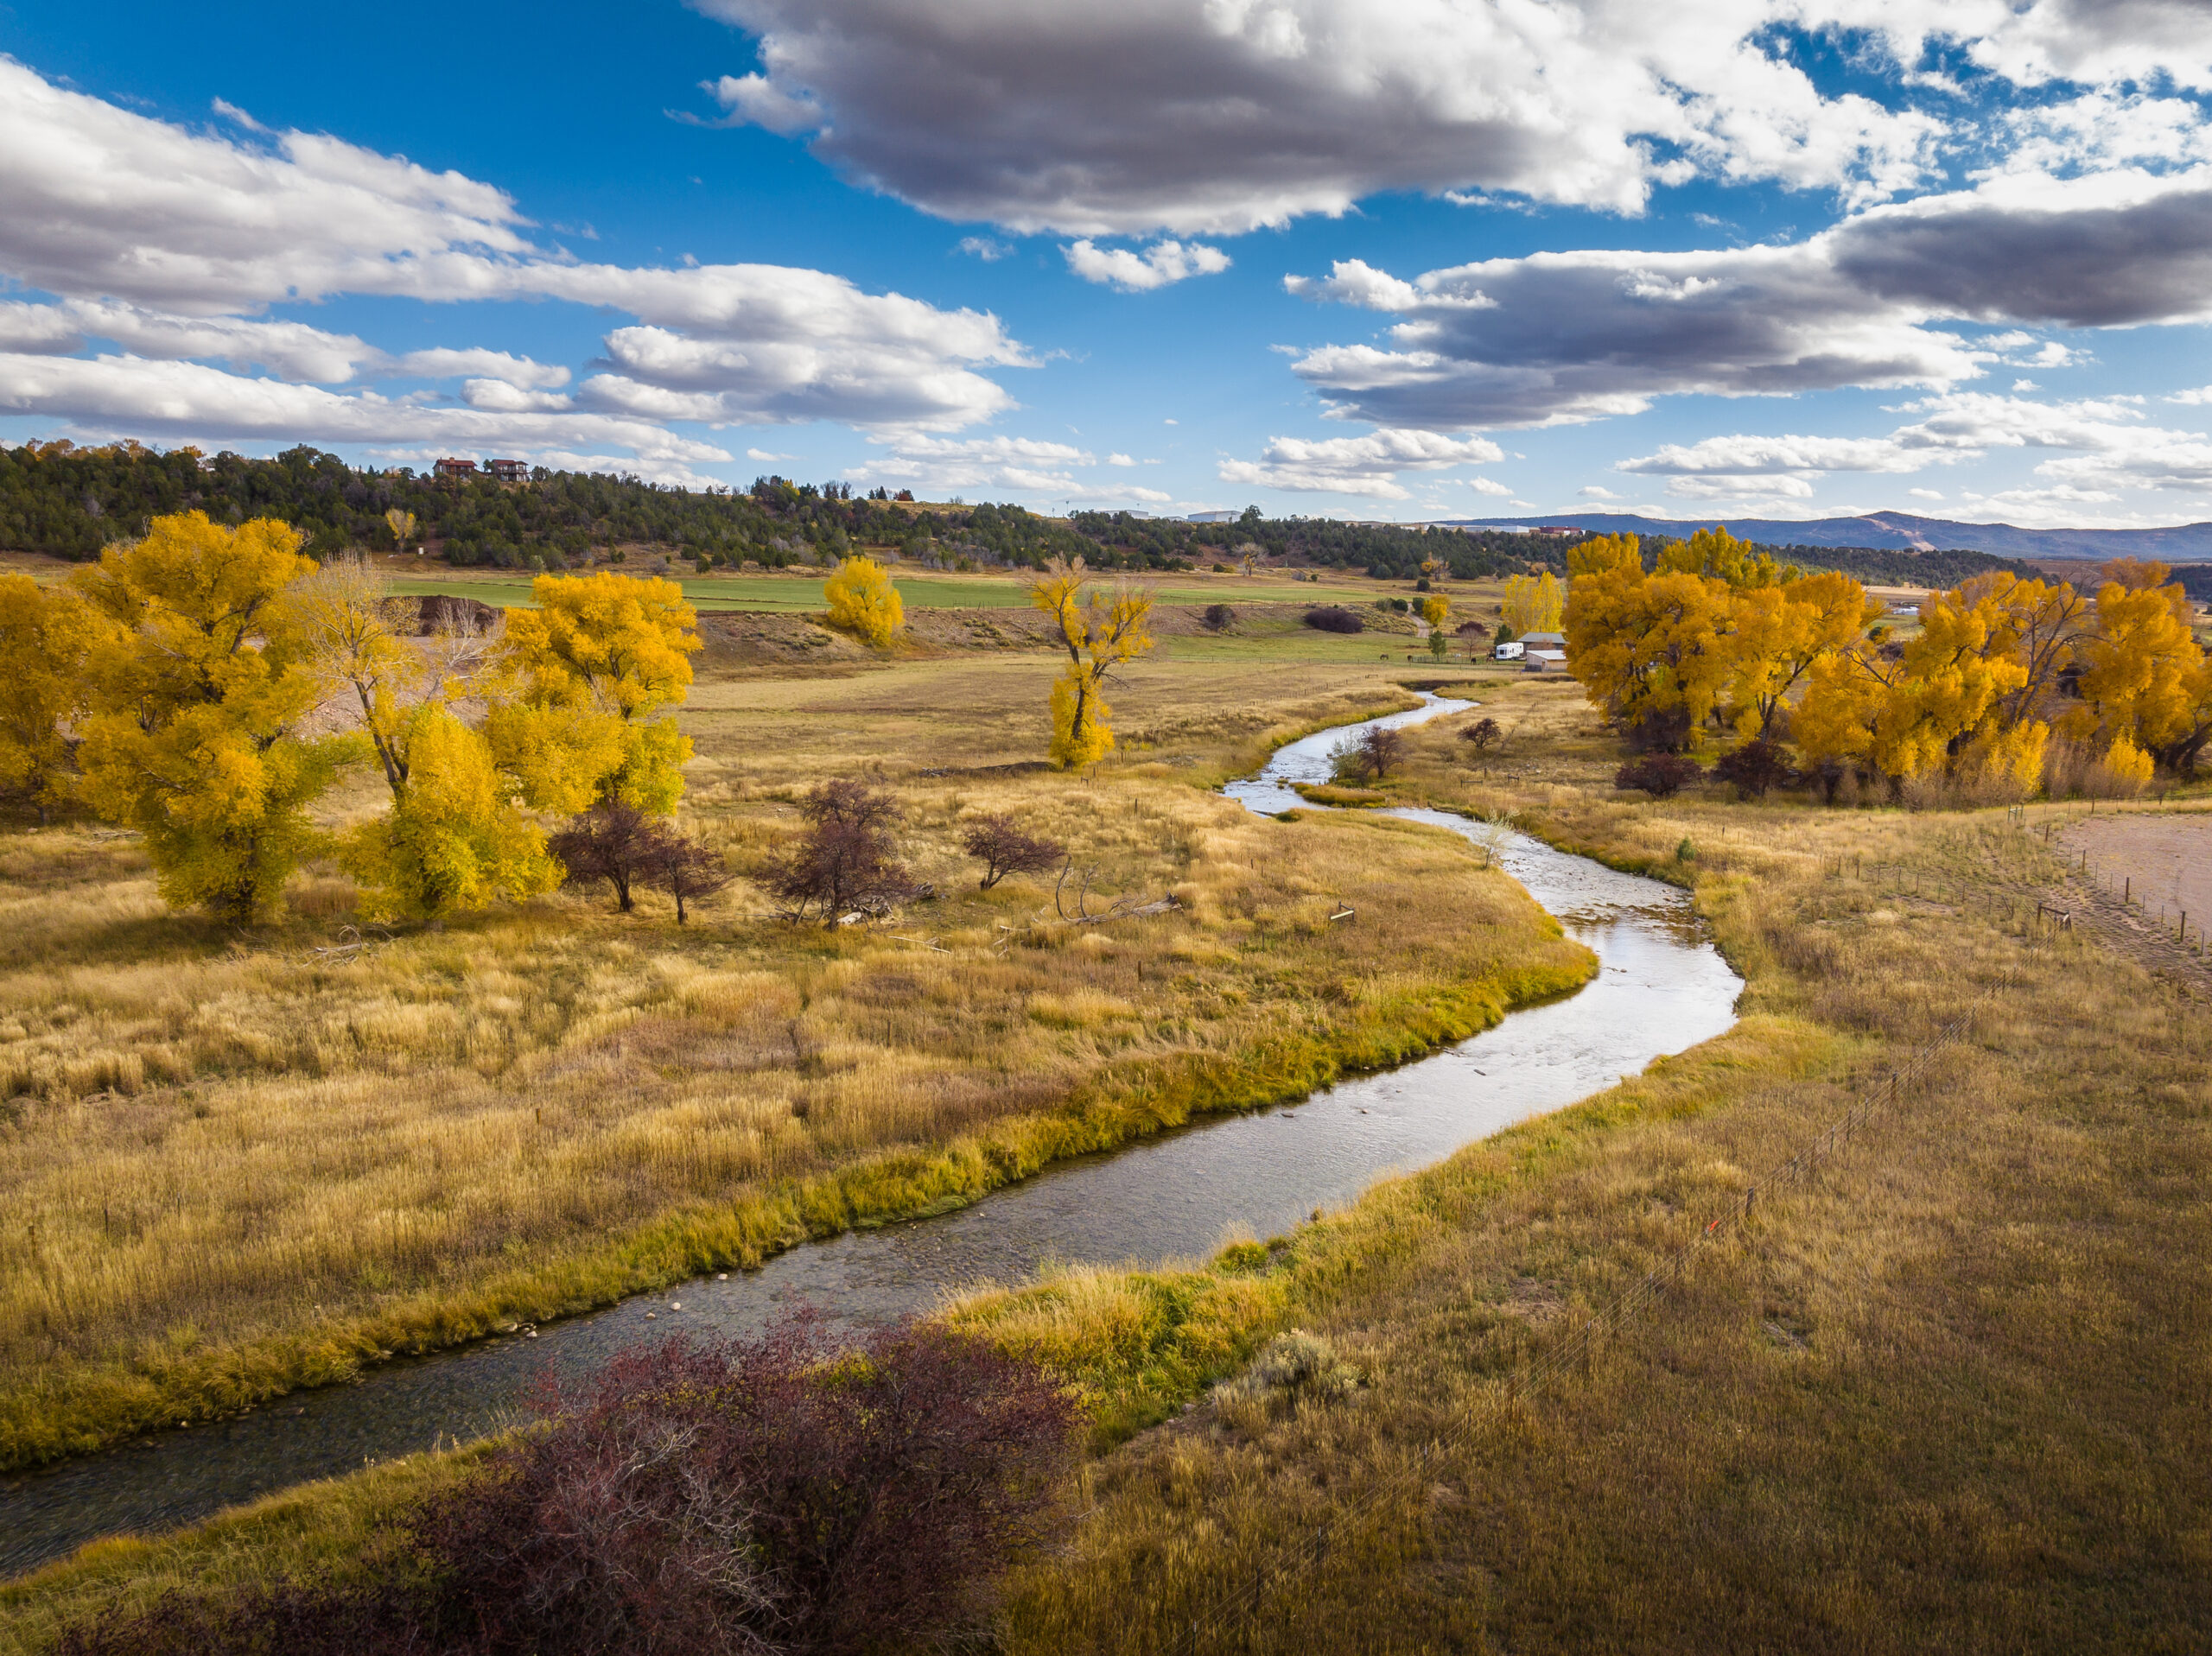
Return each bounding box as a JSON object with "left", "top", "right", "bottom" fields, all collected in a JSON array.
[
  {"left": 489, "top": 571, "right": 700, "bottom": 813},
  {"left": 1030, "top": 556, "right": 1154, "bottom": 770},
  {"left": 343, "top": 707, "right": 559, "bottom": 921},
  {"left": 1791, "top": 639, "right": 1898, "bottom": 777},
  {"left": 72, "top": 512, "right": 358, "bottom": 920},
  {"left": 1726, "top": 570, "right": 1876, "bottom": 739},
  {"left": 290, "top": 558, "right": 555, "bottom": 918},
  {"left": 2078, "top": 563, "right": 2211, "bottom": 775},
  {"left": 1566, "top": 562, "right": 1736, "bottom": 728},
  {"left": 1653, "top": 524, "right": 1785, "bottom": 589},
  {"left": 0, "top": 575, "right": 105, "bottom": 822},
  {"left": 824, "top": 555, "right": 904, "bottom": 648},
  {"left": 1501, "top": 571, "right": 1563, "bottom": 635}
]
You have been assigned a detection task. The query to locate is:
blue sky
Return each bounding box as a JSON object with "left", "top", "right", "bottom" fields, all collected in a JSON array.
[{"left": 6, "top": 1, "right": 2212, "bottom": 527}]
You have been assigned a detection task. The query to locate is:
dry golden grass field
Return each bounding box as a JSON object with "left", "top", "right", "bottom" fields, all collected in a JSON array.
[
  {"left": 0, "top": 638, "right": 1573, "bottom": 1475},
  {"left": 6, "top": 654, "right": 2210, "bottom": 1655}
]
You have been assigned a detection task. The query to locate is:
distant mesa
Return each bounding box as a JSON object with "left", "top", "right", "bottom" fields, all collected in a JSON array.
[{"left": 1440, "top": 510, "right": 2212, "bottom": 563}]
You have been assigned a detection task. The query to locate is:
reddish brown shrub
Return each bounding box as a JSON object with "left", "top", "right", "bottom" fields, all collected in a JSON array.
[
  {"left": 760, "top": 781, "right": 913, "bottom": 923},
  {"left": 1302, "top": 605, "right": 1363, "bottom": 633},
  {"left": 960, "top": 813, "right": 1065, "bottom": 889},
  {"left": 548, "top": 802, "right": 677, "bottom": 914},
  {"left": 57, "top": 1320, "right": 1078, "bottom": 1656},
  {"left": 1614, "top": 752, "right": 1703, "bottom": 798},
  {"left": 1712, "top": 738, "right": 1791, "bottom": 799}
]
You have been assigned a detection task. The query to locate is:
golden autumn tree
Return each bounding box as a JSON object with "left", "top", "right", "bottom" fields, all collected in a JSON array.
[
  {"left": 1030, "top": 555, "right": 1154, "bottom": 770},
  {"left": 1726, "top": 570, "right": 1877, "bottom": 739},
  {"left": 1501, "top": 571, "right": 1564, "bottom": 635},
  {"left": 1564, "top": 530, "right": 1737, "bottom": 733},
  {"left": 290, "top": 558, "right": 556, "bottom": 919},
  {"left": 0, "top": 575, "right": 105, "bottom": 823},
  {"left": 1653, "top": 524, "right": 1785, "bottom": 588},
  {"left": 72, "top": 512, "right": 358, "bottom": 920},
  {"left": 1790, "top": 635, "right": 1899, "bottom": 781},
  {"left": 1422, "top": 593, "right": 1452, "bottom": 658},
  {"left": 343, "top": 706, "right": 560, "bottom": 921},
  {"left": 1792, "top": 574, "right": 2087, "bottom": 796},
  {"left": 823, "top": 554, "right": 904, "bottom": 648},
  {"left": 488, "top": 572, "right": 701, "bottom": 814},
  {"left": 2076, "top": 562, "right": 2211, "bottom": 778},
  {"left": 384, "top": 507, "right": 416, "bottom": 552}
]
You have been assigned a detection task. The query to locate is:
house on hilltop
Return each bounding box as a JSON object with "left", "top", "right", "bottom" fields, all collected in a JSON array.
[
  {"left": 433, "top": 457, "right": 478, "bottom": 479},
  {"left": 486, "top": 458, "right": 530, "bottom": 481}
]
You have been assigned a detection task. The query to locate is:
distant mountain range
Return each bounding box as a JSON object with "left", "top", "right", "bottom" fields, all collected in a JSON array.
[{"left": 1438, "top": 511, "right": 2212, "bottom": 563}]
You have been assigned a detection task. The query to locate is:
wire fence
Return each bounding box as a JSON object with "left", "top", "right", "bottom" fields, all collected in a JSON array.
[{"left": 1168, "top": 962, "right": 2025, "bottom": 1654}]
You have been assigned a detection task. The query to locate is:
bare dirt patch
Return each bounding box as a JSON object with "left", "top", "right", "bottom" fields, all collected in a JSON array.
[{"left": 2064, "top": 812, "right": 2212, "bottom": 929}]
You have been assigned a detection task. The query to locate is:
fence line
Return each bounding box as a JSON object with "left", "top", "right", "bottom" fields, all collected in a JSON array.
[{"left": 1170, "top": 965, "right": 2023, "bottom": 1654}]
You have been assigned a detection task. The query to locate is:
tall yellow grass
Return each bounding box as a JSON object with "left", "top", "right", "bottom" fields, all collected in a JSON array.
[{"left": 0, "top": 654, "right": 1575, "bottom": 1467}]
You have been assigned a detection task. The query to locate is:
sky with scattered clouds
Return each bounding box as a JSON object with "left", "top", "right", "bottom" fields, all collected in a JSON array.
[{"left": 6, "top": 1, "right": 2212, "bottom": 527}]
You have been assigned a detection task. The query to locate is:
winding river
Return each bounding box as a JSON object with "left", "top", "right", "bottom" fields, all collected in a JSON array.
[{"left": 0, "top": 693, "right": 1741, "bottom": 1581}]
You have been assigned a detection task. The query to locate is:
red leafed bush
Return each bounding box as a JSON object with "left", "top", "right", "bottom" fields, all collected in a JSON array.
[
  {"left": 57, "top": 1320, "right": 1079, "bottom": 1656},
  {"left": 760, "top": 780, "right": 914, "bottom": 923},
  {"left": 1613, "top": 752, "right": 1703, "bottom": 798},
  {"left": 54, "top": 1578, "right": 431, "bottom": 1656},
  {"left": 960, "top": 813, "right": 1065, "bottom": 889},
  {"left": 1712, "top": 738, "right": 1792, "bottom": 799}
]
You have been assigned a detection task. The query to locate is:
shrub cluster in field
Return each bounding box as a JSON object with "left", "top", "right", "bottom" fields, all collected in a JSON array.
[{"left": 1566, "top": 526, "right": 2211, "bottom": 804}]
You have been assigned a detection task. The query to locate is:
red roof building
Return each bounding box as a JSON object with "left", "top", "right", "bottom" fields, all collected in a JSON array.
[
  {"left": 433, "top": 457, "right": 478, "bottom": 479},
  {"left": 486, "top": 459, "right": 530, "bottom": 481}
]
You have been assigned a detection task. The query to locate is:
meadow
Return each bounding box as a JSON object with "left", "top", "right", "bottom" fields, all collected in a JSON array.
[
  {"left": 0, "top": 638, "right": 1579, "bottom": 1475},
  {"left": 982, "top": 689, "right": 2212, "bottom": 1654},
  {"left": 381, "top": 564, "right": 1394, "bottom": 615},
  {"left": 9, "top": 617, "right": 2205, "bottom": 1653}
]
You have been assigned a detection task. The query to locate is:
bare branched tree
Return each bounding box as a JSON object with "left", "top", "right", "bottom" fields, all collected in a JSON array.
[
  {"left": 960, "top": 814, "right": 1065, "bottom": 889},
  {"left": 655, "top": 834, "right": 732, "bottom": 923},
  {"left": 1332, "top": 724, "right": 1406, "bottom": 784},
  {"left": 760, "top": 780, "right": 913, "bottom": 923},
  {"left": 1460, "top": 716, "right": 1502, "bottom": 758},
  {"left": 550, "top": 802, "right": 677, "bottom": 913}
]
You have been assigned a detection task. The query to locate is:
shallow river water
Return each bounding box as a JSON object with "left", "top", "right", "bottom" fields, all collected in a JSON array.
[{"left": 0, "top": 693, "right": 1741, "bottom": 1580}]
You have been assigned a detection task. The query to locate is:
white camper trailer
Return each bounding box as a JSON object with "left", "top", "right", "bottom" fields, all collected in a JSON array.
[{"left": 1492, "top": 640, "right": 1526, "bottom": 662}]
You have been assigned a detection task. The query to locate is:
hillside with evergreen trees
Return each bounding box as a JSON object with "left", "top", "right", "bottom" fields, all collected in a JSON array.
[{"left": 0, "top": 442, "right": 1570, "bottom": 580}]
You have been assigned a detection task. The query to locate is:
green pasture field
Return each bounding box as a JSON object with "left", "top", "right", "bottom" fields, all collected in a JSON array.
[{"left": 382, "top": 569, "right": 1400, "bottom": 613}]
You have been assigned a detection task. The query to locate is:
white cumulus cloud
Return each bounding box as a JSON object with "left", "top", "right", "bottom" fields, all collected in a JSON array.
[
  {"left": 848, "top": 433, "right": 1097, "bottom": 496},
  {"left": 1218, "top": 428, "right": 1505, "bottom": 498},
  {"left": 1064, "top": 239, "right": 1231, "bottom": 291},
  {"left": 0, "top": 352, "right": 731, "bottom": 473},
  {"left": 0, "top": 60, "right": 1036, "bottom": 447},
  {"left": 690, "top": 0, "right": 1958, "bottom": 233},
  {"left": 1285, "top": 166, "right": 2212, "bottom": 429}
]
